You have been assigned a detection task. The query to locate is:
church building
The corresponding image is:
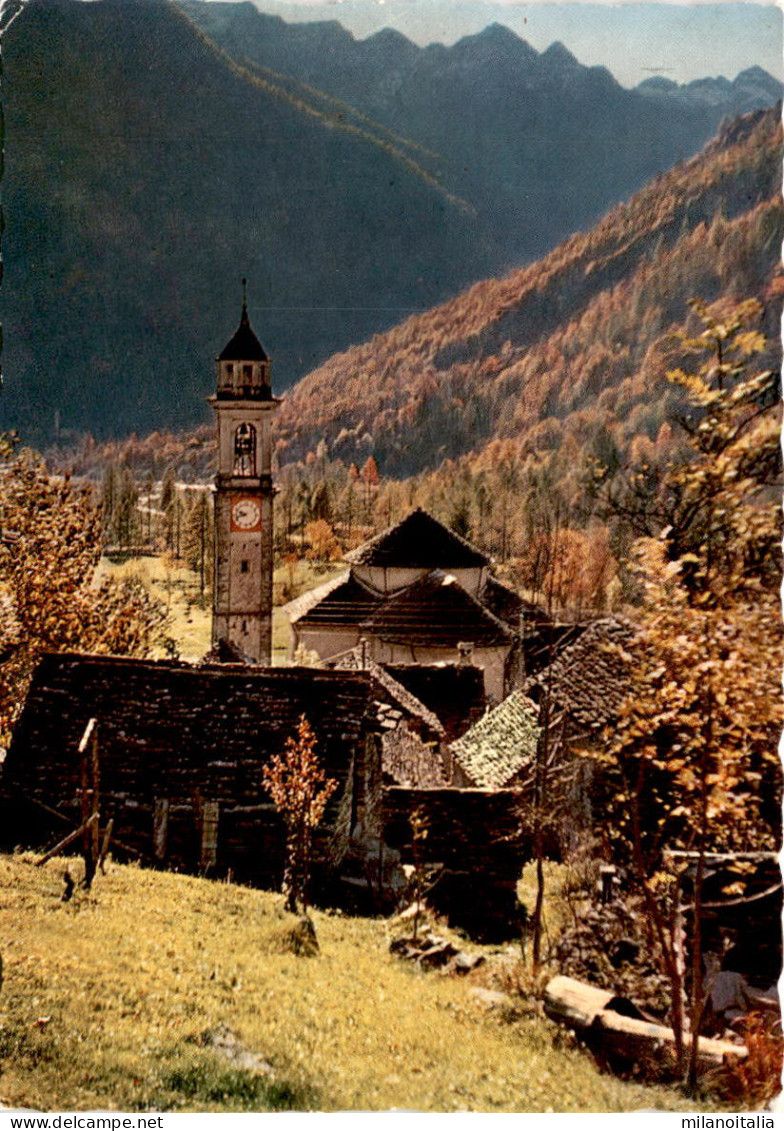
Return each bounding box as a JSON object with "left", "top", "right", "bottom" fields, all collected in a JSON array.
[
  {"left": 0, "top": 298, "right": 533, "bottom": 936},
  {"left": 209, "top": 288, "right": 279, "bottom": 664},
  {"left": 284, "top": 509, "right": 548, "bottom": 702}
]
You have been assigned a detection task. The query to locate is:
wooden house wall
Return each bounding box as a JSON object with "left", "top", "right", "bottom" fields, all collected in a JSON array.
[{"left": 2, "top": 656, "right": 378, "bottom": 889}]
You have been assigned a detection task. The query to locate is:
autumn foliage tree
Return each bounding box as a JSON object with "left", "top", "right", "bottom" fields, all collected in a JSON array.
[
  {"left": 596, "top": 300, "right": 782, "bottom": 1085},
  {"left": 262, "top": 715, "right": 338, "bottom": 914},
  {"left": 0, "top": 442, "right": 169, "bottom": 743}
]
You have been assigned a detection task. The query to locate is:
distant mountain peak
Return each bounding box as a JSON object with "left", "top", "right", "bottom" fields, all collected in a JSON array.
[
  {"left": 636, "top": 76, "right": 679, "bottom": 93},
  {"left": 452, "top": 21, "right": 538, "bottom": 62},
  {"left": 540, "top": 41, "right": 580, "bottom": 68},
  {"left": 476, "top": 21, "right": 522, "bottom": 42},
  {"left": 363, "top": 26, "right": 416, "bottom": 51}
]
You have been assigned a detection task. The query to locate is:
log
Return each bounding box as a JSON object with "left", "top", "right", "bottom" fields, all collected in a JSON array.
[
  {"left": 544, "top": 975, "right": 633, "bottom": 1027},
  {"left": 98, "top": 818, "right": 114, "bottom": 873},
  {"left": 544, "top": 976, "right": 747, "bottom": 1073},
  {"left": 592, "top": 1010, "right": 747, "bottom": 1070},
  {"left": 35, "top": 813, "right": 99, "bottom": 866}
]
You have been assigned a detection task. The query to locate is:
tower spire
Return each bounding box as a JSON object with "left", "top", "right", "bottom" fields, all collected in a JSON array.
[{"left": 241, "top": 276, "right": 248, "bottom": 320}]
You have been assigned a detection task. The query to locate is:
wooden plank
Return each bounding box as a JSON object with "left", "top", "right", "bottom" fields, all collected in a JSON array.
[
  {"left": 592, "top": 1010, "right": 747, "bottom": 1068},
  {"left": 201, "top": 800, "right": 219, "bottom": 870},
  {"left": 35, "top": 813, "right": 99, "bottom": 866},
  {"left": 79, "top": 718, "right": 100, "bottom": 888},
  {"left": 98, "top": 819, "right": 114, "bottom": 873},
  {"left": 77, "top": 718, "right": 97, "bottom": 756},
  {"left": 153, "top": 798, "right": 170, "bottom": 862}
]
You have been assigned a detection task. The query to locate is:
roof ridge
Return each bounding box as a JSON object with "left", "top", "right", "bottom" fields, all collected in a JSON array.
[
  {"left": 344, "top": 507, "right": 489, "bottom": 567},
  {"left": 358, "top": 569, "right": 513, "bottom": 645},
  {"left": 282, "top": 569, "right": 351, "bottom": 623}
]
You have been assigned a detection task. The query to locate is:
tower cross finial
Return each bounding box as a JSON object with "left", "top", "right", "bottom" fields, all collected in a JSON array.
[{"left": 242, "top": 276, "right": 248, "bottom": 312}]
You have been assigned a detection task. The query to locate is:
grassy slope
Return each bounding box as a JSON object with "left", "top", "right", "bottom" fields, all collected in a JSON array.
[
  {"left": 99, "top": 556, "right": 344, "bottom": 665},
  {"left": 0, "top": 854, "right": 701, "bottom": 1113}
]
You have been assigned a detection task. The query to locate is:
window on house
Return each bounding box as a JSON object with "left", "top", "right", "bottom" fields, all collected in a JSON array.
[
  {"left": 200, "top": 800, "right": 219, "bottom": 870},
  {"left": 240, "top": 559, "right": 249, "bottom": 574}
]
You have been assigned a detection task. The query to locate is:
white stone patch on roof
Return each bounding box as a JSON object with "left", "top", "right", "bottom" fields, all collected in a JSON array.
[{"left": 450, "top": 690, "right": 541, "bottom": 789}]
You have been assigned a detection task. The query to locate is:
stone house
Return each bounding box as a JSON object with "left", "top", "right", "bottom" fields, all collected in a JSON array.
[
  {"left": 285, "top": 508, "right": 546, "bottom": 702},
  {"left": 2, "top": 654, "right": 440, "bottom": 890}
]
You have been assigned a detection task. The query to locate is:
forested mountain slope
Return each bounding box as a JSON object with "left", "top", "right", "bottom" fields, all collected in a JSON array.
[
  {"left": 0, "top": 0, "right": 494, "bottom": 443},
  {"left": 274, "top": 107, "right": 783, "bottom": 478},
  {"left": 182, "top": 0, "right": 782, "bottom": 271}
]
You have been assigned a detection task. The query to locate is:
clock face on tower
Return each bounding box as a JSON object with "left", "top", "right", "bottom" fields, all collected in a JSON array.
[{"left": 231, "top": 497, "right": 262, "bottom": 532}]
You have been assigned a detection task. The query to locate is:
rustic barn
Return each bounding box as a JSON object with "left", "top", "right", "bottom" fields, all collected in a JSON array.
[
  {"left": 1, "top": 654, "right": 438, "bottom": 891},
  {"left": 1, "top": 651, "right": 531, "bottom": 933}
]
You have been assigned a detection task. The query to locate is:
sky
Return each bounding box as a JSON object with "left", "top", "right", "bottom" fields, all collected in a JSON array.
[{"left": 204, "top": 0, "right": 783, "bottom": 88}]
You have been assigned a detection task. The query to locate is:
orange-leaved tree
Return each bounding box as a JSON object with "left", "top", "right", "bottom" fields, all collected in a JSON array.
[
  {"left": 0, "top": 441, "right": 170, "bottom": 744},
  {"left": 262, "top": 715, "right": 338, "bottom": 914},
  {"left": 596, "top": 300, "right": 782, "bottom": 1086}
]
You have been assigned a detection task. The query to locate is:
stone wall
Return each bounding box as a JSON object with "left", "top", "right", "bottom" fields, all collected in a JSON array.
[
  {"left": 382, "top": 724, "right": 448, "bottom": 787},
  {"left": 382, "top": 786, "right": 531, "bottom": 939}
]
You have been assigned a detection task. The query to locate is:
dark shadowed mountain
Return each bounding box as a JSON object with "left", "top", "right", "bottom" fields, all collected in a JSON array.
[
  {"left": 68, "top": 107, "right": 782, "bottom": 495},
  {"left": 182, "top": 1, "right": 782, "bottom": 269},
  {"left": 2, "top": 0, "right": 780, "bottom": 446},
  {"left": 0, "top": 0, "right": 498, "bottom": 443}
]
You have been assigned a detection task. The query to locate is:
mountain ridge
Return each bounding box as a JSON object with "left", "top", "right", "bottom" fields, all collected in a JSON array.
[
  {"left": 272, "top": 106, "right": 783, "bottom": 478},
  {"left": 2, "top": 0, "right": 781, "bottom": 447},
  {"left": 54, "top": 106, "right": 783, "bottom": 503}
]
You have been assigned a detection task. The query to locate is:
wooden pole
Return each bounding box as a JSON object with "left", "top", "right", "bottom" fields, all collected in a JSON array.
[
  {"left": 36, "top": 814, "right": 99, "bottom": 866},
  {"left": 78, "top": 718, "right": 100, "bottom": 888},
  {"left": 98, "top": 818, "right": 114, "bottom": 874}
]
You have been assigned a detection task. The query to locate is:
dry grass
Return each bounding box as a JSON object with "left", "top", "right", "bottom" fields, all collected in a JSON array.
[
  {"left": 0, "top": 854, "right": 704, "bottom": 1113},
  {"left": 99, "top": 555, "right": 343, "bottom": 666}
]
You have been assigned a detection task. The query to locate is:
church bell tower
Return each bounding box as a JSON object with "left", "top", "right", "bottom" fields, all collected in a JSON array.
[{"left": 210, "top": 284, "right": 279, "bottom": 664}]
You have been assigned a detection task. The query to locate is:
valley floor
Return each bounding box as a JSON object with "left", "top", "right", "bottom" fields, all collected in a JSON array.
[{"left": 0, "top": 854, "right": 704, "bottom": 1113}]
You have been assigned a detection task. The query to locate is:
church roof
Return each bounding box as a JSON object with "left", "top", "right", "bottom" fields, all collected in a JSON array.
[
  {"left": 360, "top": 570, "right": 512, "bottom": 648},
  {"left": 482, "top": 574, "right": 549, "bottom": 632},
  {"left": 217, "top": 302, "right": 269, "bottom": 362},
  {"left": 345, "top": 509, "right": 489, "bottom": 569},
  {"left": 285, "top": 572, "right": 381, "bottom": 627}
]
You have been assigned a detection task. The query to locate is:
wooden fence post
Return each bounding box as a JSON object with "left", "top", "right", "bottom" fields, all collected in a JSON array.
[{"left": 78, "top": 718, "right": 100, "bottom": 888}]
